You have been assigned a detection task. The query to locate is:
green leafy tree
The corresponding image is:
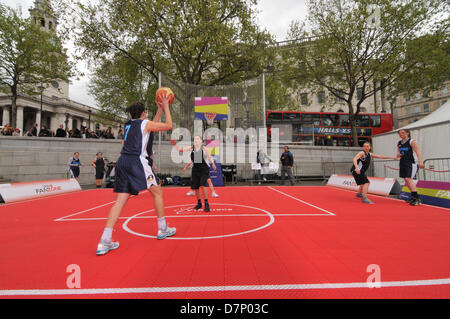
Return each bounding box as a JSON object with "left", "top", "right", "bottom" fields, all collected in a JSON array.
[
  {"left": 88, "top": 52, "right": 157, "bottom": 125},
  {"left": 70, "top": 0, "right": 274, "bottom": 128},
  {"left": 284, "top": 0, "right": 448, "bottom": 146},
  {"left": 264, "top": 72, "right": 296, "bottom": 110},
  {"left": 386, "top": 29, "right": 450, "bottom": 113},
  {"left": 0, "top": 3, "right": 74, "bottom": 128}
]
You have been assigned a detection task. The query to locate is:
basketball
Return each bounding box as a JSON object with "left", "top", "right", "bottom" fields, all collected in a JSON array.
[{"left": 156, "top": 87, "right": 174, "bottom": 105}]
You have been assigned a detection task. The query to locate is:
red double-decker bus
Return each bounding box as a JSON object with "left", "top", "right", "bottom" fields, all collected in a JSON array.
[{"left": 266, "top": 111, "right": 393, "bottom": 146}]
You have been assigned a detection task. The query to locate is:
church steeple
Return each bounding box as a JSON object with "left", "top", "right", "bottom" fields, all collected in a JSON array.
[
  {"left": 28, "top": 0, "right": 69, "bottom": 100},
  {"left": 29, "top": 0, "right": 57, "bottom": 32}
]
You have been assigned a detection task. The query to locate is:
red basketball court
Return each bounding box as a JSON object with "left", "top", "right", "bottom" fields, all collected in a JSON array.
[{"left": 0, "top": 186, "right": 449, "bottom": 299}]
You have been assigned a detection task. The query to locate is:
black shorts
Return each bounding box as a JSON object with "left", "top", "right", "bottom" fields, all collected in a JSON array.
[
  {"left": 191, "top": 166, "right": 210, "bottom": 190},
  {"left": 70, "top": 167, "right": 80, "bottom": 178},
  {"left": 352, "top": 170, "right": 370, "bottom": 185},
  {"left": 399, "top": 162, "right": 419, "bottom": 179},
  {"left": 95, "top": 170, "right": 104, "bottom": 180}
]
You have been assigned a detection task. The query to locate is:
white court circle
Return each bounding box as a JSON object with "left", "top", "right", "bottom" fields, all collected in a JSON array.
[{"left": 122, "top": 203, "right": 275, "bottom": 240}]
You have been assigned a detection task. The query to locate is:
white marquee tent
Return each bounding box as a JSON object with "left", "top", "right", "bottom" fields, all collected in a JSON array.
[{"left": 372, "top": 100, "right": 450, "bottom": 180}]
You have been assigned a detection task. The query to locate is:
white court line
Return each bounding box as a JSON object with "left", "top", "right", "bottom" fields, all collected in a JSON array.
[
  {"left": 54, "top": 194, "right": 141, "bottom": 221},
  {"left": 54, "top": 200, "right": 116, "bottom": 221},
  {"left": 55, "top": 195, "right": 334, "bottom": 222},
  {"left": 53, "top": 187, "right": 334, "bottom": 222},
  {"left": 123, "top": 203, "right": 276, "bottom": 240},
  {"left": 60, "top": 214, "right": 270, "bottom": 222},
  {"left": 58, "top": 213, "right": 330, "bottom": 222},
  {"left": 1, "top": 278, "right": 450, "bottom": 296},
  {"left": 267, "top": 186, "right": 336, "bottom": 216}
]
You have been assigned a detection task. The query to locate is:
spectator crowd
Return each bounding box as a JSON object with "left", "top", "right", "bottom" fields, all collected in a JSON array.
[{"left": 1, "top": 123, "right": 123, "bottom": 140}]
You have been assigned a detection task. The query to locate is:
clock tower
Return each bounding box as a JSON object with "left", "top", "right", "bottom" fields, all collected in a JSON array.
[{"left": 28, "top": 0, "right": 69, "bottom": 99}]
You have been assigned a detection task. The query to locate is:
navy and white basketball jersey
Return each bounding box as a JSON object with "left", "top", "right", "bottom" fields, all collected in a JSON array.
[
  {"left": 351, "top": 151, "right": 371, "bottom": 173},
  {"left": 68, "top": 156, "right": 81, "bottom": 178},
  {"left": 121, "top": 119, "right": 150, "bottom": 157},
  {"left": 114, "top": 119, "right": 158, "bottom": 194},
  {"left": 398, "top": 138, "right": 418, "bottom": 164},
  {"left": 70, "top": 157, "right": 81, "bottom": 167},
  {"left": 145, "top": 131, "right": 155, "bottom": 166}
]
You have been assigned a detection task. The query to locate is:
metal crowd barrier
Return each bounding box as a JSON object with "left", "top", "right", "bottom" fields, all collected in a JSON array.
[
  {"left": 422, "top": 158, "right": 450, "bottom": 182},
  {"left": 372, "top": 160, "right": 399, "bottom": 179},
  {"left": 375, "top": 158, "right": 450, "bottom": 182},
  {"left": 239, "top": 157, "right": 450, "bottom": 185}
]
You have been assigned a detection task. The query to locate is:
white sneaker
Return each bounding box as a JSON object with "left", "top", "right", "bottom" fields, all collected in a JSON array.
[
  {"left": 96, "top": 241, "right": 119, "bottom": 256},
  {"left": 157, "top": 226, "right": 176, "bottom": 239},
  {"left": 212, "top": 192, "right": 219, "bottom": 198},
  {"left": 186, "top": 190, "right": 195, "bottom": 196}
]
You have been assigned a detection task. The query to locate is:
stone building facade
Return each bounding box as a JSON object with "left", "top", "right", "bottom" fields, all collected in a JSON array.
[
  {"left": 0, "top": 0, "right": 121, "bottom": 136},
  {"left": 394, "top": 82, "right": 450, "bottom": 129}
]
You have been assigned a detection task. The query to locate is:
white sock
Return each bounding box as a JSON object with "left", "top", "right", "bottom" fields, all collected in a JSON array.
[
  {"left": 157, "top": 217, "right": 167, "bottom": 231},
  {"left": 101, "top": 228, "right": 113, "bottom": 244}
]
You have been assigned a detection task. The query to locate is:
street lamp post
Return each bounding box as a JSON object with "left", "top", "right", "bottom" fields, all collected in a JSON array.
[
  {"left": 38, "top": 85, "right": 45, "bottom": 130},
  {"left": 40, "top": 93, "right": 43, "bottom": 129},
  {"left": 64, "top": 112, "right": 69, "bottom": 130},
  {"left": 88, "top": 109, "right": 91, "bottom": 130}
]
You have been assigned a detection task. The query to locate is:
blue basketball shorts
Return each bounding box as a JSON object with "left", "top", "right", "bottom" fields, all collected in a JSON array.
[{"left": 113, "top": 155, "right": 159, "bottom": 195}]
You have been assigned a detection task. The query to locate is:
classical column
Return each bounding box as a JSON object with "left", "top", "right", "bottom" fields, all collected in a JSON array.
[
  {"left": 16, "top": 106, "right": 24, "bottom": 134},
  {"left": 52, "top": 113, "right": 65, "bottom": 132},
  {"left": 50, "top": 113, "right": 57, "bottom": 133},
  {"left": 81, "top": 119, "right": 87, "bottom": 138},
  {"left": 2, "top": 106, "right": 10, "bottom": 126},
  {"left": 67, "top": 114, "right": 73, "bottom": 130},
  {"left": 87, "top": 109, "right": 92, "bottom": 130},
  {"left": 50, "top": 112, "right": 66, "bottom": 133}
]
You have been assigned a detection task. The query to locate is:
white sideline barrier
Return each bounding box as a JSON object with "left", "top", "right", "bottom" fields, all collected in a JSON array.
[
  {"left": 326, "top": 174, "right": 402, "bottom": 196},
  {"left": 0, "top": 179, "right": 81, "bottom": 204}
]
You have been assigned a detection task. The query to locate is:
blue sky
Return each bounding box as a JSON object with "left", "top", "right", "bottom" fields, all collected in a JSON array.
[{"left": 1, "top": 0, "right": 308, "bottom": 107}]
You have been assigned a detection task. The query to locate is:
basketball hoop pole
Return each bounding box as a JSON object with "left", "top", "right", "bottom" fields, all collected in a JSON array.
[
  {"left": 262, "top": 73, "right": 266, "bottom": 129},
  {"left": 158, "top": 72, "right": 162, "bottom": 171}
]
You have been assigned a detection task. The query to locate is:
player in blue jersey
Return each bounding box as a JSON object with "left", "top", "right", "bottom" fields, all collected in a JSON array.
[
  {"left": 96, "top": 96, "right": 175, "bottom": 256},
  {"left": 68, "top": 152, "right": 82, "bottom": 180}
]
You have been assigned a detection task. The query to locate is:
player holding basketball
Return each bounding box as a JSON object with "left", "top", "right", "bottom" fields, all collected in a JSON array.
[
  {"left": 96, "top": 97, "right": 175, "bottom": 256},
  {"left": 397, "top": 129, "right": 424, "bottom": 206},
  {"left": 174, "top": 136, "right": 217, "bottom": 212},
  {"left": 351, "top": 141, "right": 397, "bottom": 204}
]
